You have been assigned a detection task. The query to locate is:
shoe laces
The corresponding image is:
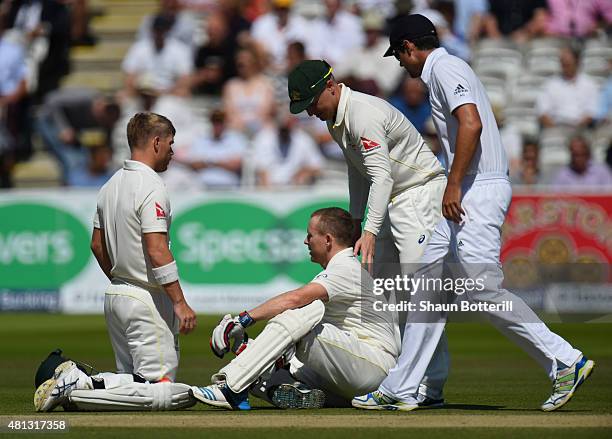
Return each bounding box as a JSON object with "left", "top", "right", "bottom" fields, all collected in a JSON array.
[
  {"left": 51, "top": 378, "right": 80, "bottom": 397},
  {"left": 551, "top": 366, "right": 575, "bottom": 394},
  {"left": 372, "top": 390, "right": 396, "bottom": 404}
]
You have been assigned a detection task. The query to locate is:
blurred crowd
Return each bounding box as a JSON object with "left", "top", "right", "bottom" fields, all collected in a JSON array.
[{"left": 0, "top": 0, "right": 611, "bottom": 189}]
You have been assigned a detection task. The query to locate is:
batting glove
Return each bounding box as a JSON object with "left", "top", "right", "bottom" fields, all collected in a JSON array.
[{"left": 210, "top": 312, "right": 254, "bottom": 358}]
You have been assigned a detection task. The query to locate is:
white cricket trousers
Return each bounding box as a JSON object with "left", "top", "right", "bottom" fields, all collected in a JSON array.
[
  {"left": 293, "top": 323, "right": 397, "bottom": 405},
  {"left": 374, "top": 175, "right": 449, "bottom": 399},
  {"left": 379, "top": 176, "right": 582, "bottom": 402},
  {"left": 104, "top": 281, "right": 179, "bottom": 382},
  {"left": 375, "top": 176, "right": 446, "bottom": 266}
]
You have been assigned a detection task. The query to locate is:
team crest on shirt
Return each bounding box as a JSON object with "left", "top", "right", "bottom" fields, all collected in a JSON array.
[
  {"left": 155, "top": 202, "right": 166, "bottom": 219},
  {"left": 360, "top": 137, "right": 381, "bottom": 152}
]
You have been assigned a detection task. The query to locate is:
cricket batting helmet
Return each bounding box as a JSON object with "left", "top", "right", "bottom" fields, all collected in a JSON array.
[{"left": 34, "top": 349, "right": 93, "bottom": 388}]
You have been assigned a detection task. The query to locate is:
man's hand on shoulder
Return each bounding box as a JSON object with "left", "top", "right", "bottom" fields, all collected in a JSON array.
[{"left": 355, "top": 230, "right": 376, "bottom": 274}]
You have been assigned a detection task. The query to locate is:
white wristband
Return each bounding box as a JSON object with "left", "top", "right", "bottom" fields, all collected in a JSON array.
[{"left": 152, "top": 260, "right": 179, "bottom": 285}]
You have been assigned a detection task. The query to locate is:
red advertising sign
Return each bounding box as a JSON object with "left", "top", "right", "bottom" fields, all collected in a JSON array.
[{"left": 501, "top": 193, "right": 612, "bottom": 285}]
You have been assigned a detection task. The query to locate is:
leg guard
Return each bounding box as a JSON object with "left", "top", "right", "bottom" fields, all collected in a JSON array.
[
  {"left": 219, "top": 300, "right": 325, "bottom": 393},
  {"left": 68, "top": 382, "right": 195, "bottom": 411}
]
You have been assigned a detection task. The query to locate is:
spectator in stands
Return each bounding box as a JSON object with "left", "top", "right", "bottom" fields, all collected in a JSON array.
[
  {"left": 551, "top": 135, "right": 612, "bottom": 187},
  {"left": 4, "top": 0, "right": 71, "bottom": 99},
  {"left": 250, "top": 0, "right": 311, "bottom": 72},
  {"left": 352, "top": 0, "right": 396, "bottom": 19},
  {"left": 511, "top": 139, "right": 543, "bottom": 185},
  {"left": 310, "top": 0, "right": 365, "bottom": 66},
  {"left": 598, "top": 60, "right": 612, "bottom": 123},
  {"left": 67, "top": 143, "right": 114, "bottom": 187},
  {"left": 192, "top": 12, "right": 237, "bottom": 96},
  {"left": 389, "top": 77, "right": 431, "bottom": 134},
  {"left": 0, "top": 17, "right": 29, "bottom": 187},
  {"left": 37, "top": 87, "right": 120, "bottom": 184},
  {"left": 286, "top": 40, "right": 305, "bottom": 72},
  {"left": 137, "top": 0, "right": 198, "bottom": 49},
  {"left": 450, "top": 0, "right": 488, "bottom": 43},
  {"left": 177, "top": 109, "right": 247, "bottom": 188},
  {"left": 419, "top": 8, "right": 471, "bottom": 61},
  {"left": 122, "top": 14, "right": 193, "bottom": 98},
  {"left": 482, "top": 0, "right": 548, "bottom": 42},
  {"left": 545, "top": 0, "right": 612, "bottom": 38},
  {"left": 222, "top": 45, "right": 275, "bottom": 136},
  {"left": 334, "top": 11, "right": 403, "bottom": 97},
  {"left": 253, "top": 113, "right": 324, "bottom": 186},
  {"left": 70, "top": 0, "right": 96, "bottom": 46},
  {"left": 218, "top": 0, "right": 251, "bottom": 44},
  {"left": 536, "top": 47, "right": 600, "bottom": 129}
]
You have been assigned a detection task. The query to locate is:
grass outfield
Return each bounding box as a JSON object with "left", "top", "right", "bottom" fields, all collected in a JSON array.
[{"left": 0, "top": 314, "right": 610, "bottom": 438}]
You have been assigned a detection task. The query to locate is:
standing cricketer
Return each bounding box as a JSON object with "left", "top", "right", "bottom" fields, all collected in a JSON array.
[
  {"left": 352, "top": 14, "right": 594, "bottom": 412},
  {"left": 34, "top": 112, "right": 198, "bottom": 412},
  {"left": 287, "top": 59, "right": 450, "bottom": 405},
  {"left": 287, "top": 60, "right": 447, "bottom": 274}
]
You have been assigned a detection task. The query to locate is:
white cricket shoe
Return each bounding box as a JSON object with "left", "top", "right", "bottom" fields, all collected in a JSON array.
[
  {"left": 34, "top": 361, "right": 92, "bottom": 412},
  {"left": 189, "top": 383, "right": 251, "bottom": 410},
  {"left": 541, "top": 355, "right": 595, "bottom": 412},
  {"left": 352, "top": 390, "right": 419, "bottom": 411}
]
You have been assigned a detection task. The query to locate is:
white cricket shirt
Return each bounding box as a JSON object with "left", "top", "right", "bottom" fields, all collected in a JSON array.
[
  {"left": 311, "top": 248, "right": 400, "bottom": 358},
  {"left": 421, "top": 47, "right": 509, "bottom": 178},
  {"left": 93, "top": 160, "right": 172, "bottom": 291},
  {"left": 328, "top": 85, "right": 445, "bottom": 236}
]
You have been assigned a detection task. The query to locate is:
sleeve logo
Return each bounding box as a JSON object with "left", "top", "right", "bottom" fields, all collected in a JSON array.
[
  {"left": 155, "top": 202, "right": 167, "bottom": 219},
  {"left": 454, "top": 83, "right": 469, "bottom": 96},
  {"left": 360, "top": 137, "right": 381, "bottom": 152}
]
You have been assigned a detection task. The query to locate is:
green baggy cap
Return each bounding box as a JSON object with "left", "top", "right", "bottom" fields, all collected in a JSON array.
[{"left": 288, "top": 60, "right": 333, "bottom": 114}]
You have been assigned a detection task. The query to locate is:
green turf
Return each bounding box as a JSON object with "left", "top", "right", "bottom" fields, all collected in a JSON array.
[
  {"left": 0, "top": 314, "right": 610, "bottom": 438},
  {"left": 0, "top": 428, "right": 609, "bottom": 439}
]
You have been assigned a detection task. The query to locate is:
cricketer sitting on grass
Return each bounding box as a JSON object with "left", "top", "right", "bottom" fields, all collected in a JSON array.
[
  {"left": 352, "top": 14, "right": 595, "bottom": 412},
  {"left": 33, "top": 112, "right": 198, "bottom": 412},
  {"left": 190, "top": 207, "right": 400, "bottom": 409}
]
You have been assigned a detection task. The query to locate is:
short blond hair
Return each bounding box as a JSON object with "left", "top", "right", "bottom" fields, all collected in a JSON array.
[{"left": 126, "top": 112, "right": 175, "bottom": 150}]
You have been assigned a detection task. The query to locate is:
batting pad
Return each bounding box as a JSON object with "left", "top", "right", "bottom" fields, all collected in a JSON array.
[
  {"left": 68, "top": 382, "right": 196, "bottom": 411},
  {"left": 220, "top": 300, "right": 325, "bottom": 393}
]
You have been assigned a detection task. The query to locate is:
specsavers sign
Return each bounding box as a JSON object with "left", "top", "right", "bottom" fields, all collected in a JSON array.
[{"left": 0, "top": 189, "right": 348, "bottom": 313}]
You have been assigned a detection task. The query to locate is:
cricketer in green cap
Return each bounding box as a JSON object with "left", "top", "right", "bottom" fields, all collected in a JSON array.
[{"left": 288, "top": 60, "right": 334, "bottom": 115}]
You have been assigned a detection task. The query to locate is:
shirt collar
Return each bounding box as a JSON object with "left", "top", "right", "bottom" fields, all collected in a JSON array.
[
  {"left": 332, "top": 83, "right": 351, "bottom": 128},
  {"left": 326, "top": 247, "right": 354, "bottom": 267},
  {"left": 421, "top": 47, "right": 448, "bottom": 86},
  {"left": 123, "top": 160, "right": 160, "bottom": 179}
]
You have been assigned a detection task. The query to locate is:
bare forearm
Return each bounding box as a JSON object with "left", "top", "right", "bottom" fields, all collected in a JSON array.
[
  {"left": 92, "top": 248, "right": 112, "bottom": 280},
  {"left": 91, "top": 228, "right": 112, "bottom": 280},
  {"left": 160, "top": 280, "right": 188, "bottom": 305},
  {"left": 448, "top": 114, "right": 482, "bottom": 185},
  {"left": 248, "top": 290, "right": 302, "bottom": 321},
  {"left": 146, "top": 239, "right": 187, "bottom": 304}
]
